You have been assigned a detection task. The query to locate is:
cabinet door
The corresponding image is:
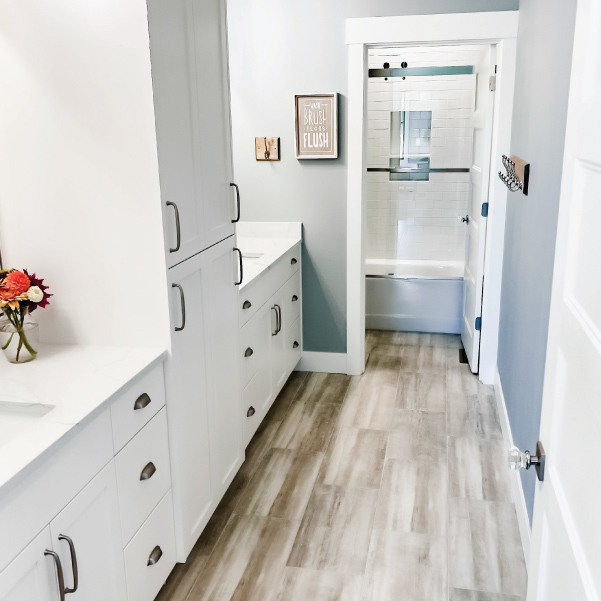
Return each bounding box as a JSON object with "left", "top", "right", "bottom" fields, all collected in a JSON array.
[
  {"left": 166, "top": 236, "right": 242, "bottom": 559},
  {"left": 202, "top": 237, "right": 244, "bottom": 500},
  {"left": 166, "top": 258, "right": 213, "bottom": 560},
  {"left": 270, "top": 288, "right": 288, "bottom": 394},
  {"left": 0, "top": 528, "right": 59, "bottom": 601},
  {"left": 148, "top": 0, "right": 235, "bottom": 267},
  {"left": 49, "top": 463, "right": 127, "bottom": 601}
]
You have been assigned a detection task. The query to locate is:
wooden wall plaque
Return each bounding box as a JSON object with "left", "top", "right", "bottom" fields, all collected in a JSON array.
[
  {"left": 294, "top": 93, "right": 338, "bottom": 159},
  {"left": 255, "top": 137, "right": 280, "bottom": 161}
]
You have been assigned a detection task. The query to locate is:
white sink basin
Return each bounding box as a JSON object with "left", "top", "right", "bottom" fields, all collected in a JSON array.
[
  {"left": 242, "top": 252, "right": 264, "bottom": 268},
  {"left": 0, "top": 401, "right": 55, "bottom": 450}
]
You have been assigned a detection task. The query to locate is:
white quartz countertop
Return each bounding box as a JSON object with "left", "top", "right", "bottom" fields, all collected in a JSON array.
[
  {"left": 236, "top": 221, "right": 302, "bottom": 290},
  {"left": 0, "top": 344, "right": 167, "bottom": 494}
]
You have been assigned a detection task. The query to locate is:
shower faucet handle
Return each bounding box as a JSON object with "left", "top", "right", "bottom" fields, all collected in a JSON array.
[{"left": 459, "top": 215, "right": 469, "bottom": 223}]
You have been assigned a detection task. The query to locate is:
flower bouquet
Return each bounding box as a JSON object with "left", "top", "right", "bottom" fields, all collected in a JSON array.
[{"left": 0, "top": 269, "right": 52, "bottom": 363}]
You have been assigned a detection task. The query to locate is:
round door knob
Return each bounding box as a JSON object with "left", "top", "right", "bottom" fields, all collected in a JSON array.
[
  {"left": 508, "top": 442, "right": 545, "bottom": 481},
  {"left": 508, "top": 447, "right": 530, "bottom": 471}
]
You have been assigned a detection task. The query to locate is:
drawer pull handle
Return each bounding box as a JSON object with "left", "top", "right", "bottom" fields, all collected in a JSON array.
[
  {"left": 292, "top": 295, "right": 298, "bottom": 302},
  {"left": 58, "top": 535, "right": 79, "bottom": 594},
  {"left": 45, "top": 550, "right": 66, "bottom": 601},
  {"left": 244, "top": 347, "right": 254, "bottom": 357},
  {"left": 140, "top": 462, "right": 157, "bottom": 481},
  {"left": 293, "top": 341, "right": 299, "bottom": 348},
  {"left": 247, "top": 406, "right": 256, "bottom": 417},
  {"left": 242, "top": 300, "right": 252, "bottom": 310},
  {"left": 291, "top": 258, "right": 297, "bottom": 265},
  {"left": 134, "top": 393, "right": 151, "bottom": 411},
  {"left": 147, "top": 545, "right": 163, "bottom": 566}
]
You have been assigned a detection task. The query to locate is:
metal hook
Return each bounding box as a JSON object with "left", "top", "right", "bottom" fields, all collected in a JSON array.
[{"left": 264, "top": 137, "right": 270, "bottom": 160}]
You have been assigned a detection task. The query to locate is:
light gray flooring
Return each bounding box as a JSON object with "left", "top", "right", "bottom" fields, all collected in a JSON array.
[{"left": 157, "top": 331, "right": 527, "bottom": 601}]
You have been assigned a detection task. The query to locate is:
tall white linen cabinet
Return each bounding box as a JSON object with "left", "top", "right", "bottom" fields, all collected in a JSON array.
[{"left": 146, "top": 0, "right": 245, "bottom": 560}]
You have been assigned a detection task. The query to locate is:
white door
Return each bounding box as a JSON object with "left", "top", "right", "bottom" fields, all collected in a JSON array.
[
  {"left": 202, "top": 237, "right": 244, "bottom": 500},
  {"left": 49, "top": 463, "right": 127, "bottom": 601},
  {"left": 0, "top": 528, "right": 59, "bottom": 601},
  {"left": 461, "top": 45, "right": 496, "bottom": 372},
  {"left": 166, "top": 254, "right": 213, "bottom": 560},
  {"left": 527, "top": 1, "right": 601, "bottom": 598},
  {"left": 148, "top": 0, "right": 236, "bottom": 267}
]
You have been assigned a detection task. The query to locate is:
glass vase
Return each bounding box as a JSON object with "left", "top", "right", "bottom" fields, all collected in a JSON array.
[{"left": 0, "top": 310, "right": 39, "bottom": 364}]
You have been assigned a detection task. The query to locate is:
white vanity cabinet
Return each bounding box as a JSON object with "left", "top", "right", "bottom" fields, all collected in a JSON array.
[
  {"left": 166, "top": 236, "right": 243, "bottom": 559},
  {"left": 239, "top": 243, "right": 303, "bottom": 446},
  {"left": 0, "top": 361, "right": 176, "bottom": 601}
]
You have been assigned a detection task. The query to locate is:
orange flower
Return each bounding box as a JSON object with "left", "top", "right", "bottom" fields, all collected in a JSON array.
[{"left": 0, "top": 270, "right": 31, "bottom": 300}]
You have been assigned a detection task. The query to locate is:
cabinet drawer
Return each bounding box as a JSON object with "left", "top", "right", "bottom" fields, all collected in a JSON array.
[
  {"left": 283, "top": 270, "right": 301, "bottom": 330},
  {"left": 123, "top": 491, "right": 176, "bottom": 601},
  {"left": 242, "top": 369, "right": 272, "bottom": 447},
  {"left": 115, "top": 409, "right": 171, "bottom": 545},
  {"left": 238, "top": 243, "right": 301, "bottom": 327},
  {"left": 239, "top": 303, "right": 271, "bottom": 389},
  {"left": 286, "top": 316, "right": 302, "bottom": 374},
  {"left": 111, "top": 364, "right": 166, "bottom": 453}
]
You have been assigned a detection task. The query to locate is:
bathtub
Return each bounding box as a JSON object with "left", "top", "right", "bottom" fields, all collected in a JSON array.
[{"left": 365, "top": 259, "right": 464, "bottom": 334}]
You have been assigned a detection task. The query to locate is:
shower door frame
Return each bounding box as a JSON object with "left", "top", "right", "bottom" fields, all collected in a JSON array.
[{"left": 345, "top": 11, "right": 519, "bottom": 385}]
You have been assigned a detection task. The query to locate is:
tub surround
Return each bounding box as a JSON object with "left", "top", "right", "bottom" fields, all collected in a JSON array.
[
  {"left": 0, "top": 344, "right": 167, "bottom": 494},
  {"left": 236, "top": 221, "right": 302, "bottom": 289}
]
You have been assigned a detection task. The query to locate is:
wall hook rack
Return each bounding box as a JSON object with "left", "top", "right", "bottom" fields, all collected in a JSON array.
[{"left": 499, "top": 154, "right": 529, "bottom": 195}]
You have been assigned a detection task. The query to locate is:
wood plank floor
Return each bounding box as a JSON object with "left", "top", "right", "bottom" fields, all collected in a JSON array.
[{"left": 156, "top": 331, "right": 527, "bottom": 601}]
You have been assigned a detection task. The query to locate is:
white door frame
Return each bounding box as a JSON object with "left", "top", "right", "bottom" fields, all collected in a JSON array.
[{"left": 346, "top": 11, "right": 519, "bottom": 383}]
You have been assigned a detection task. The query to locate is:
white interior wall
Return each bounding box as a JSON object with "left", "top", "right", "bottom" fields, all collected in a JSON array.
[{"left": 0, "top": 1, "right": 170, "bottom": 348}]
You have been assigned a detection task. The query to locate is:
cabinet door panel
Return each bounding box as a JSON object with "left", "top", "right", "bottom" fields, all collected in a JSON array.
[
  {"left": 166, "top": 264, "right": 213, "bottom": 559},
  {"left": 203, "top": 239, "right": 244, "bottom": 499},
  {"left": 0, "top": 528, "right": 59, "bottom": 601},
  {"left": 189, "top": 0, "right": 236, "bottom": 247},
  {"left": 148, "top": 0, "right": 234, "bottom": 267},
  {"left": 49, "top": 463, "right": 127, "bottom": 601},
  {"left": 270, "top": 289, "right": 287, "bottom": 395}
]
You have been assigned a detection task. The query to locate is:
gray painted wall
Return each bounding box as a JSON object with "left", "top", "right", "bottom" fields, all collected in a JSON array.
[
  {"left": 497, "top": 0, "right": 577, "bottom": 523},
  {"left": 227, "top": 0, "right": 518, "bottom": 353}
]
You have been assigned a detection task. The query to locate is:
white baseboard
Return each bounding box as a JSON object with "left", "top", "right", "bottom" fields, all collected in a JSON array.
[
  {"left": 295, "top": 351, "right": 348, "bottom": 374},
  {"left": 494, "top": 367, "right": 531, "bottom": 566}
]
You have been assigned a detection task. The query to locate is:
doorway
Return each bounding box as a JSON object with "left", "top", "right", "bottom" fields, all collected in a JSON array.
[{"left": 345, "top": 12, "right": 519, "bottom": 384}]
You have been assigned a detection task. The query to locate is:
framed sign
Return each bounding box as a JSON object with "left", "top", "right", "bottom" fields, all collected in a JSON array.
[{"left": 294, "top": 93, "right": 338, "bottom": 159}]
